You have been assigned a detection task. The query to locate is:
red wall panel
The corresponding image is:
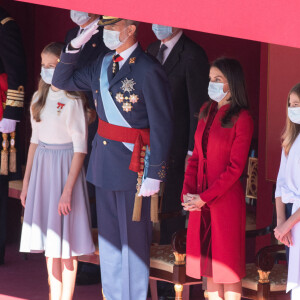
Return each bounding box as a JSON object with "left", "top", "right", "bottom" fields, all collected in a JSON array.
[{"left": 266, "top": 45, "right": 300, "bottom": 181}]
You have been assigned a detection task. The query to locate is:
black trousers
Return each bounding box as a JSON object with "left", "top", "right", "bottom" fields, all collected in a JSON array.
[
  {"left": 160, "top": 151, "right": 186, "bottom": 245},
  {"left": 0, "top": 176, "right": 8, "bottom": 264}
]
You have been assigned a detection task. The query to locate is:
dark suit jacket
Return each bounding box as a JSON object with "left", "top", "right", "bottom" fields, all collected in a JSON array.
[
  {"left": 148, "top": 33, "right": 209, "bottom": 156},
  {"left": 148, "top": 33, "right": 209, "bottom": 215},
  {"left": 53, "top": 45, "right": 173, "bottom": 191}
]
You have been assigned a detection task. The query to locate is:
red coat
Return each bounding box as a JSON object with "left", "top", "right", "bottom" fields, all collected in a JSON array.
[{"left": 182, "top": 103, "right": 253, "bottom": 283}]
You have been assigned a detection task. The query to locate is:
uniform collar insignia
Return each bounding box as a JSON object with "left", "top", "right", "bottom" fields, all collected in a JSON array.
[{"left": 129, "top": 57, "right": 136, "bottom": 64}]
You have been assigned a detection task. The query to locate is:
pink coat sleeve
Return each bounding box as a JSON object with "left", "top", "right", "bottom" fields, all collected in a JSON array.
[{"left": 200, "top": 111, "right": 253, "bottom": 203}]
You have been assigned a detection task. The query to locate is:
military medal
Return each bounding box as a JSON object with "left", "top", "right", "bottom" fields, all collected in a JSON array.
[
  {"left": 57, "top": 102, "right": 65, "bottom": 115},
  {"left": 118, "top": 78, "right": 139, "bottom": 112},
  {"left": 112, "top": 54, "right": 123, "bottom": 75},
  {"left": 129, "top": 94, "right": 139, "bottom": 103},
  {"left": 115, "top": 93, "right": 124, "bottom": 103},
  {"left": 122, "top": 102, "right": 133, "bottom": 112},
  {"left": 121, "top": 78, "right": 136, "bottom": 93},
  {"left": 112, "top": 62, "right": 117, "bottom": 74}
]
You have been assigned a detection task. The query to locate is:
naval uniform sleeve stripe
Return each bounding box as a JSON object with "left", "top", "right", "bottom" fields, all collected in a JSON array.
[
  {"left": 0, "top": 17, "right": 14, "bottom": 26},
  {"left": 7, "top": 89, "right": 25, "bottom": 95},
  {"left": 7, "top": 95, "right": 24, "bottom": 101},
  {"left": 6, "top": 100, "right": 24, "bottom": 107}
]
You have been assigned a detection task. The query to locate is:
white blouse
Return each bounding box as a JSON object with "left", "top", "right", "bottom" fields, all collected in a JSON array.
[
  {"left": 276, "top": 135, "right": 300, "bottom": 296},
  {"left": 30, "top": 88, "right": 87, "bottom": 153},
  {"left": 275, "top": 134, "right": 300, "bottom": 204}
]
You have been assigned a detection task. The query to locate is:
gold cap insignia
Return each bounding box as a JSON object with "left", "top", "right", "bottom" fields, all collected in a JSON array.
[{"left": 98, "top": 16, "right": 122, "bottom": 26}]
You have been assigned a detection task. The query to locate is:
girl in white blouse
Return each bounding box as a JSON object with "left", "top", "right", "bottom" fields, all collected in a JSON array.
[
  {"left": 19, "top": 42, "right": 95, "bottom": 300},
  {"left": 274, "top": 83, "right": 300, "bottom": 300}
]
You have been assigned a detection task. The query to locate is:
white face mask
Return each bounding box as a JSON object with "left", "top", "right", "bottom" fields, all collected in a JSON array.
[
  {"left": 40, "top": 67, "right": 55, "bottom": 85},
  {"left": 152, "top": 24, "right": 173, "bottom": 40},
  {"left": 103, "top": 28, "right": 128, "bottom": 50},
  {"left": 288, "top": 107, "right": 300, "bottom": 124},
  {"left": 70, "top": 10, "right": 91, "bottom": 26},
  {"left": 208, "top": 81, "right": 229, "bottom": 103}
]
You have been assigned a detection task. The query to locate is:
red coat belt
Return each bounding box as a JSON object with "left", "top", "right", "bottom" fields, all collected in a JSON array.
[{"left": 97, "top": 118, "right": 150, "bottom": 173}]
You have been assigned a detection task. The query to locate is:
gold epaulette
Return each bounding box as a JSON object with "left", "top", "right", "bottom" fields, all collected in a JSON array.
[
  {"left": 1, "top": 17, "right": 14, "bottom": 26},
  {"left": 6, "top": 86, "right": 24, "bottom": 108}
]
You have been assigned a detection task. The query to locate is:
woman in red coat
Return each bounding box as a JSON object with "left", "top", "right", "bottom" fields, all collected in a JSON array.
[{"left": 182, "top": 57, "right": 253, "bottom": 300}]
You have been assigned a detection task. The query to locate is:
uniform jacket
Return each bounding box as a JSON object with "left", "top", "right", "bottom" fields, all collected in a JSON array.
[
  {"left": 0, "top": 7, "right": 26, "bottom": 121},
  {"left": 147, "top": 34, "right": 209, "bottom": 155},
  {"left": 182, "top": 103, "right": 253, "bottom": 282},
  {"left": 53, "top": 44, "right": 173, "bottom": 191}
]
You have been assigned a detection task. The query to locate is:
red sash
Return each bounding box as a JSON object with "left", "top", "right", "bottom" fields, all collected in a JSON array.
[
  {"left": 0, "top": 73, "right": 8, "bottom": 120},
  {"left": 97, "top": 118, "right": 150, "bottom": 173}
]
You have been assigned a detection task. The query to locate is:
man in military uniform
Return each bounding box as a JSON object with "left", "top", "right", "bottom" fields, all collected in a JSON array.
[
  {"left": 148, "top": 25, "right": 209, "bottom": 244},
  {"left": 0, "top": 7, "right": 26, "bottom": 265},
  {"left": 65, "top": 10, "right": 108, "bottom": 285},
  {"left": 53, "top": 16, "right": 173, "bottom": 300}
]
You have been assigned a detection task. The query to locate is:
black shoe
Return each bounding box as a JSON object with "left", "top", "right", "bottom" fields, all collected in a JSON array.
[
  {"left": 76, "top": 271, "right": 101, "bottom": 286},
  {"left": 157, "top": 281, "right": 175, "bottom": 299}
]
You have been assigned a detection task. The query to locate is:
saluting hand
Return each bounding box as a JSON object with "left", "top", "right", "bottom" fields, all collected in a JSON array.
[
  {"left": 70, "top": 23, "right": 99, "bottom": 49},
  {"left": 58, "top": 190, "right": 72, "bottom": 216},
  {"left": 182, "top": 193, "right": 206, "bottom": 211}
]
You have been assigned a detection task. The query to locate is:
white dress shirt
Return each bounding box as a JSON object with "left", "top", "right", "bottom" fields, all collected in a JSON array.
[
  {"left": 275, "top": 135, "right": 300, "bottom": 202},
  {"left": 160, "top": 30, "right": 183, "bottom": 64},
  {"left": 116, "top": 42, "right": 138, "bottom": 69}
]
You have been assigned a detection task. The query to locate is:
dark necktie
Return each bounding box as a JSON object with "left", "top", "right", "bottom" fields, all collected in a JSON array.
[
  {"left": 112, "top": 54, "right": 124, "bottom": 76},
  {"left": 156, "top": 44, "right": 167, "bottom": 64}
]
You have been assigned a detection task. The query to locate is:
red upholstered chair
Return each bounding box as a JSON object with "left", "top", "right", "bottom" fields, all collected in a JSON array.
[
  {"left": 149, "top": 229, "right": 202, "bottom": 300},
  {"left": 241, "top": 227, "right": 288, "bottom": 300}
]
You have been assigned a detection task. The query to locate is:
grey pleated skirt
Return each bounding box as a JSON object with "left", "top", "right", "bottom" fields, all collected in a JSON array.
[{"left": 20, "top": 142, "right": 95, "bottom": 259}]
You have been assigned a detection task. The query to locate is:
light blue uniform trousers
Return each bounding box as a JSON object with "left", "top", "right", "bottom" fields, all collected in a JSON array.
[{"left": 96, "top": 187, "right": 152, "bottom": 300}]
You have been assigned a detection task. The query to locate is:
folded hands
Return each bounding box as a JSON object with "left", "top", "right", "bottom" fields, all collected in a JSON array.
[{"left": 182, "top": 193, "right": 206, "bottom": 211}]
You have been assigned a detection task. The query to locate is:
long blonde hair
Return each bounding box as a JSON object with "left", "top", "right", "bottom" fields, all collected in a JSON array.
[
  {"left": 282, "top": 83, "right": 300, "bottom": 156},
  {"left": 31, "top": 42, "right": 87, "bottom": 122}
]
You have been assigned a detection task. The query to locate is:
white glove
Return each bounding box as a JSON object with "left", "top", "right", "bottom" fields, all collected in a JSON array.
[
  {"left": 138, "top": 178, "right": 161, "bottom": 197},
  {"left": 70, "top": 23, "right": 99, "bottom": 49},
  {"left": 0, "top": 118, "right": 17, "bottom": 133}
]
